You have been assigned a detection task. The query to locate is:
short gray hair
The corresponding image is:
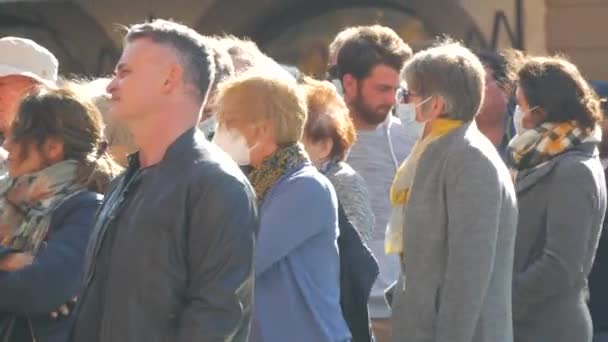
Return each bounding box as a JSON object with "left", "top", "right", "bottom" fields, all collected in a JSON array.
[
  {"left": 125, "top": 19, "right": 215, "bottom": 102},
  {"left": 217, "top": 35, "right": 293, "bottom": 81},
  {"left": 218, "top": 35, "right": 262, "bottom": 74},
  {"left": 402, "top": 40, "right": 485, "bottom": 122}
]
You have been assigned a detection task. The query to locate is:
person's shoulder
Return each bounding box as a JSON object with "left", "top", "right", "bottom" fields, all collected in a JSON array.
[
  {"left": 280, "top": 165, "right": 328, "bottom": 189},
  {"left": 274, "top": 165, "right": 334, "bottom": 201},
  {"left": 187, "top": 134, "right": 252, "bottom": 189},
  {"left": 57, "top": 191, "right": 103, "bottom": 213},
  {"left": 161, "top": 130, "right": 254, "bottom": 204},
  {"left": 51, "top": 190, "right": 103, "bottom": 227},
  {"left": 552, "top": 150, "right": 602, "bottom": 184},
  {"left": 438, "top": 123, "right": 510, "bottom": 180},
  {"left": 328, "top": 162, "right": 366, "bottom": 188},
  {"left": 266, "top": 166, "right": 337, "bottom": 224}
]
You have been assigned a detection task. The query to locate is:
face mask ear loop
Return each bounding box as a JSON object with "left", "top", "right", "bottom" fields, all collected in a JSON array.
[{"left": 386, "top": 120, "right": 399, "bottom": 172}]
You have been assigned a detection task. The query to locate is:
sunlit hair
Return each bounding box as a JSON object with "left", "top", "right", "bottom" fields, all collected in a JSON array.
[
  {"left": 216, "top": 70, "right": 306, "bottom": 145},
  {"left": 337, "top": 25, "right": 413, "bottom": 80},
  {"left": 11, "top": 86, "right": 123, "bottom": 193},
  {"left": 403, "top": 39, "right": 486, "bottom": 122},
  {"left": 300, "top": 77, "right": 355, "bottom": 161},
  {"left": 328, "top": 26, "right": 361, "bottom": 67},
  {"left": 216, "top": 35, "right": 294, "bottom": 80},
  {"left": 64, "top": 78, "right": 136, "bottom": 167},
  {"left": 217, "top": 35, "right": 261, "bottom": 74},
  {"left": 518, "top": 55, "right": 603, "bottom": 130},
  {"left": 204, "top": 37, "right": 235, "bottom": 91},
  {"left": 125, "top": 19, "right": 215, "bottom": 103},
  {"left": 475, "top": 49, "right": 518, "bottom": 95}
]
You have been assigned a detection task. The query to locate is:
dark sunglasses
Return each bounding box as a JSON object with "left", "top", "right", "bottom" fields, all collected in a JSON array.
[{"left": 397, "top": 87, "right": 410, "bottom": 104}]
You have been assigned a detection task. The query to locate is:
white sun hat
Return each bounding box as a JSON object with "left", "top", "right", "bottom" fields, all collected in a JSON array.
[{"left": 0, "top": 37, "right": 58, "bottom": 85}]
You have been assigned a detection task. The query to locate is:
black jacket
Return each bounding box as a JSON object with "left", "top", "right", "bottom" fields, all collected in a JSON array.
[
  {"left": 0, "top": 191, "right": 101, "bottom": 342},
  {"left": 337, "top": 204, "right": 379, "bottom": 342},
  {"left": 71, "top": 128, "right": 258, "bottom": 342}
]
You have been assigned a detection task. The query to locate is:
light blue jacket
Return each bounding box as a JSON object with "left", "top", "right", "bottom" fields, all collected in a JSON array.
[{"left": 249, "top": 163, "right": 351, "bottom": 342}]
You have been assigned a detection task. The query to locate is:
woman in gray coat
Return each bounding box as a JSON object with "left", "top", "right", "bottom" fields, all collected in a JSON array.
[
  {"left": 508, "top": 56, "right": 607, "bottom": 342},
  {"left": 390, "top": 40, "right": 518, "bottom": 342}
]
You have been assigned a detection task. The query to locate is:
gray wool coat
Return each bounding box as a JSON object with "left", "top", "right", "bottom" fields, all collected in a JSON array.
[
  {"left": 391, "top": 122, "right": 518, "bottom": 342},
  {"left": 513, "top": 143, "right": 607, "bottom": 342}
]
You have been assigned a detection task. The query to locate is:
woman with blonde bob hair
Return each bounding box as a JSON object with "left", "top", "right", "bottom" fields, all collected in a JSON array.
[{"left": 213, "top": 71, "right": 351, "bottom": 342}]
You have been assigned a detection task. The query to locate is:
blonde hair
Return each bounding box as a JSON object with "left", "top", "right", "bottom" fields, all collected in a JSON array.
[
  {"left": 301, "top": 77, "right": 355, "bottom": 160},
  {"left": 216, "top": 71, "right": 306, "bottom": 145}
]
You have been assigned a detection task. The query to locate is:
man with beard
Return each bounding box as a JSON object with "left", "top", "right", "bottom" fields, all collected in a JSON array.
[{"left": 335, "top": 26, "right": 413, "bottom": 342}]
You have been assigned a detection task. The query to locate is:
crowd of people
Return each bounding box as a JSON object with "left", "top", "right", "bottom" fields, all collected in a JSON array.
[{"left": 0, "top": 17, "right": 606, "bottom": 342}]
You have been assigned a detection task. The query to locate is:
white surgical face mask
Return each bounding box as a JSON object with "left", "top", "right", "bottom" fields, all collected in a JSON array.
[
  {"left": 414, "top": 96, "right": 434, "bottom": 124},
  {"left": 514, "top": 105, "right": 540, "bottom": 136},
  {"left": 212, "top": 126, "right": 254, "bottom": 165},
  {"left": 199, "top": 115, "right": 217, "bottom": 138},
  {"left": 513, "top": 105, "right": 531, "bottom": 136},
  {"left": 396, "top": 103, "right": 424, "bottom": 140}
]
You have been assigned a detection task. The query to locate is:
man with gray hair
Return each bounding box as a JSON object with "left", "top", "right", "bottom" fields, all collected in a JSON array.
[
  {"left": 388, "top": 41, "right": 517, "bottom": 342},
  {"left": 70, "top": 19, "right": 258, "bottom": 342}
]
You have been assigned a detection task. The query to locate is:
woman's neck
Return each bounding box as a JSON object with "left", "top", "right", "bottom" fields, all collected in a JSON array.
[{"left": 251, "top": 144, "right": 279, "bottom": 169}]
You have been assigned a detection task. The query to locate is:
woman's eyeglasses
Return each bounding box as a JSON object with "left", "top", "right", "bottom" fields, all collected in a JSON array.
[{"left": 397, "top": 87, "right": 410, "bottom": 104}]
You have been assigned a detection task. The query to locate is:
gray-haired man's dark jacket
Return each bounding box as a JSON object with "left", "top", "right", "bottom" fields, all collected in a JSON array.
[{"left": 71, "top": 128, "right": 258, "bottom": 342}]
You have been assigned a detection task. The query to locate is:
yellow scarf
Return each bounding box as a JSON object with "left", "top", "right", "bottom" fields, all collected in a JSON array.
[{"left": 385, "top": 118, "right": 463, "bottom": 255}]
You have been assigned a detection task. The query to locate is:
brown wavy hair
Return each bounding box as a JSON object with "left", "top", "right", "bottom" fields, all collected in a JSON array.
[
  {"left": 301, "top": 77, "right": 356, "bottom": 161},
  {"left": 518, "top": 55, "right": 603, "bottom": 130},
  {"left": 10, "top": 86, "right": 123, "bottom": 193}
]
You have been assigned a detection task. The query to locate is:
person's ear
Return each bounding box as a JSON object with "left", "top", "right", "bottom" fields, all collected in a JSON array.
[
  {"left": 318, "top": 138, "right": 334, "bottom": 161},
  {"left": 342, "top": 74, "right": 358, "bottom": 100},
  {"left": 162, "top": 63, "right": 184, "bottom": 95},
  {"left": 432, "top": 96, "right": 447, "bottom": 118},
  {"left": 43, "top": 137, "right": 65, "bottom": 163}
]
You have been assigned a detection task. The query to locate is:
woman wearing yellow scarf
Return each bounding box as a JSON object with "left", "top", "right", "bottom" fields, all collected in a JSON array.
[
  {"left": 388, "top": 41, "right": 518, "bottom": 342},
  {"left": 386, "top": 117, "right": 463, "bottom": 255}
]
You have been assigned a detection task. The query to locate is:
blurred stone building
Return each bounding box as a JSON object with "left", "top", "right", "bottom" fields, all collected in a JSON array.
[{"left": 0, "top": 0, "right": 604, "bottom": 79}]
